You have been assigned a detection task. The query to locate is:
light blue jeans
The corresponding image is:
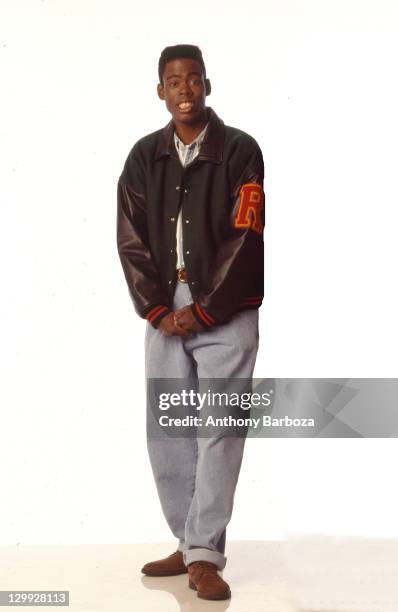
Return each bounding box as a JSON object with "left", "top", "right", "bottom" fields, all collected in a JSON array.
[{"left": 145, "top": 281, "right": 259, "bottom": 569}]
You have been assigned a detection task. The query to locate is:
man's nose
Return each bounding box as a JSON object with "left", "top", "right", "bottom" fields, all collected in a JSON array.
[{"left": 179, "top": 79, "right": 193, "bottom": 95}]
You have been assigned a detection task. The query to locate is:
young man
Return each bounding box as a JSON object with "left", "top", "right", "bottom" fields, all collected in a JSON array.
[{"left": 117, "top": 45, "right": 264, "bottom": 600}]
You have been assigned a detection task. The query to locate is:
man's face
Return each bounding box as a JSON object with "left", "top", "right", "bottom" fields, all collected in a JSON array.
[{"left": 157, "top": 58, "right": 209, "bottom": 124}]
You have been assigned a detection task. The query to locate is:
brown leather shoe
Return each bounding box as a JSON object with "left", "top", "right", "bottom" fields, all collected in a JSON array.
[
  {"left": 141, "top": 550, "right": 187, "bottom": 576},
  {"left": 188, "top": 561, "right": 231, "bottom": 600}
]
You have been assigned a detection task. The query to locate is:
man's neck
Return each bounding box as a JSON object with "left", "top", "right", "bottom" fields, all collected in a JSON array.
[{"left": 173, "top": 108, "right": 208, "bottom": 145}]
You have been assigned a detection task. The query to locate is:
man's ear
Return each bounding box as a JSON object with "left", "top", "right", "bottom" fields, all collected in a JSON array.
[
  {"left": 205, "top": 78, "right": 211, "bottom": 96},
  {"left": 157, "top": 83, "right": 165, "bottom": 100}
]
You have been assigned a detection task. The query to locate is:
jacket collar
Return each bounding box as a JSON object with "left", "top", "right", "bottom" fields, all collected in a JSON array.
[{"left": 155, "top": 107, "right": 224, "bottom": 164}]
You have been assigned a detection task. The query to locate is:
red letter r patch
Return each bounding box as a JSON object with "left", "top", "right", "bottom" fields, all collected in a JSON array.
[{"left": 234, "top": 183, "right": 264, "bottom": 234}]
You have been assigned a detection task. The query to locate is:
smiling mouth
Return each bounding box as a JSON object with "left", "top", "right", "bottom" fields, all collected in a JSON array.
[{"left": 178, "top": 101, "right": 194, "bottom": 112}]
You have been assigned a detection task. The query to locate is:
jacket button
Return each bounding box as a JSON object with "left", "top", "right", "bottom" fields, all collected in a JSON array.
[
  {"left": 185, "top": 219, "right": 190, "bottom": 224},
  {"left": 184, "top": 188, "right": 188, "bottom": 194},
  {"left": 176, "top": 186, "right": 180, "bottom": 190},
  {"left": 185, "top": 250, "right": 190, "bottom": 255},
  {"left": 168, "top": 280, "right": 173, "bottom": 284},
  {"left": 170, "top": 249, "right": 174, "bottom": 253},
  {"left": 170, "top": 217, "right": 175, "bottom": 222},
  {"left": 191, "top": 281, "right": 195, "bottom": 285}
]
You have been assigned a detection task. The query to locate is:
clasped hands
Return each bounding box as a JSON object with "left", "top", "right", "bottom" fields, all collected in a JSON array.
[{"left": 158, "top": 306, "right": 203, "bottom": 337}]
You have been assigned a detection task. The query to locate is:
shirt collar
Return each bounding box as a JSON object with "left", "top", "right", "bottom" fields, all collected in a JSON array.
[
  {"left": 155, "top": 107, "right": 225, "bottom": 165},
  {"left": 174, "top": 122, "right": 209, "bottom": 151}
]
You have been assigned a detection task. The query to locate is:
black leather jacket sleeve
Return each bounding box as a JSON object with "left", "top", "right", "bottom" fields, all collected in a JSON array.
[
  {"left": 117, "top": 146, "right": 171, "bottom": 328},
  {"left": 191, "top": 143, "right": 265, "bottom": 326}
]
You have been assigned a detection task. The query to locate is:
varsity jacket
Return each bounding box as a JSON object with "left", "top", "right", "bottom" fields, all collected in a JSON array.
[{"left": 117, "top": 107, "right": 265, "bottom": 329}]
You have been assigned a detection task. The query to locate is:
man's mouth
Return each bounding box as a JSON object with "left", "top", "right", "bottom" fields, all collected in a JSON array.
[{"left": 177, "top": 101, "right": 194, "bottom": 113}]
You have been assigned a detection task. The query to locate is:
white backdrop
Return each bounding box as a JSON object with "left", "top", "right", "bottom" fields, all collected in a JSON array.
[{"left": 1, "top": 0, "right": 398, "bottom": 545}]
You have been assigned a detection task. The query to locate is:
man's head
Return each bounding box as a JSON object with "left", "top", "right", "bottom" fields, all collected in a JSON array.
[{"left": 157, "top": 44, "right": 211, "bottom": 126}]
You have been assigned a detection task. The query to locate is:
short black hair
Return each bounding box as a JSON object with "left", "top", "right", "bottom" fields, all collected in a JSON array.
[{"left": 158, "top": 44, "right": 206, "bottom": 84}]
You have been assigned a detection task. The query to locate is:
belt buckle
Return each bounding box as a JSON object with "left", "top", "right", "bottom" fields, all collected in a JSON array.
[{"left": 177, "top": 267, "right": 188, "bottom": 283}]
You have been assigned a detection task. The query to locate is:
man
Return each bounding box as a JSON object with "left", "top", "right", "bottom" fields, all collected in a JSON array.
[{"left": 117, "top": 44, "right": 264, "bottom": 600}]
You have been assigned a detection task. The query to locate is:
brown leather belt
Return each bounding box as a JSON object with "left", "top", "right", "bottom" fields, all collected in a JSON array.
[{"left": 177, "top": 267, "right": 188, "bottom": 283}]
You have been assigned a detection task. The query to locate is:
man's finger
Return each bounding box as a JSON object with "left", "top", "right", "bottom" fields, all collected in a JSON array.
[
  {"left": 173, "top": 327, "right": 189, "bottom": 336},
  {"left": 174, "top": 306, "right": 190, "bottom": 318}
]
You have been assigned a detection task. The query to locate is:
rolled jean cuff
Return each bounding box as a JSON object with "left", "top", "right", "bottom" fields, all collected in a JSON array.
[{"left": 183, "top": 548, "right": 227, "bottom": 571}]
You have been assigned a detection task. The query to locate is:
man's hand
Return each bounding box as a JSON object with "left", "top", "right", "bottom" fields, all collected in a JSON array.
[
  {"left": 173, "top": 305, "right": 204, "bottom": 334},
  {"left": 158, "top": 312, "right": 189, "bottom": 337}
]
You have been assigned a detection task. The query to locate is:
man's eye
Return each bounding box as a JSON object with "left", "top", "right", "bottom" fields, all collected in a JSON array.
[
  {"left": 190, "top": 78, "right": 201, "bottom": 86},
  {"left": 169, "top": 81, "right": 179, "bottom": 88}
]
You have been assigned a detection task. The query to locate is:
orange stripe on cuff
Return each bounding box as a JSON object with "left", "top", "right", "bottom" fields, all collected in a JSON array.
[
  {"left": 196, "top": 304, "right": 215, "bottom": 326},
  {"left": 147, "top": 305, "right": 168, "bottom": 323}
]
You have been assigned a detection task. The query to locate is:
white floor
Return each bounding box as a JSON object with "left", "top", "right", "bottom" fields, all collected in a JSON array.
[{"left": 1, "top": 539, "right": 398, "bottom": 611}]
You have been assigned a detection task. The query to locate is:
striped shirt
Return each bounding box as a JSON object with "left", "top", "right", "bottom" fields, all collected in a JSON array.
[{"left": 173, "top": 123, "right": 209, "bottom": 269}]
